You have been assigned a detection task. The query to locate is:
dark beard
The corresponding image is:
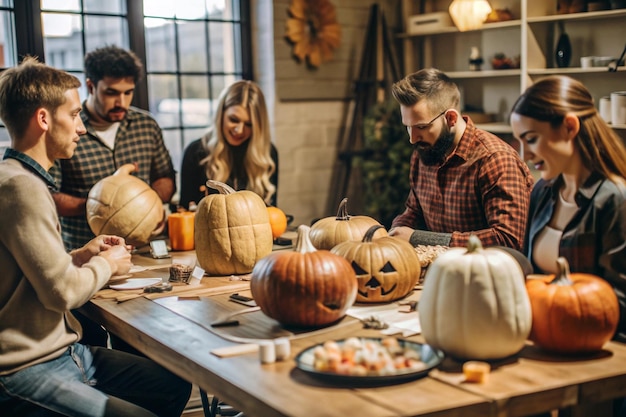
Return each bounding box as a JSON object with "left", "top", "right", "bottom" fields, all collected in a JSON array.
[{"left": 415, "top": 128, "right": 455, "bottom": 166}]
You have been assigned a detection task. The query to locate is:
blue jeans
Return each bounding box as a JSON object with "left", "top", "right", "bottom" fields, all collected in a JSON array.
[{"left": 0, "top": 343, "right": 191, "bottom": 417}]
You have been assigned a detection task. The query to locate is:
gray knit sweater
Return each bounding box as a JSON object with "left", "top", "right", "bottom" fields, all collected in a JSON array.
[{"left": 0, "top": 159, "right": 111, "bottom": 375}]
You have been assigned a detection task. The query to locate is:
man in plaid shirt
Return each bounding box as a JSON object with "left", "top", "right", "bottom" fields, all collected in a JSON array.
[
  {"left": 50, "top": 46, "right": 176, "bottom": 252},
  {"left": 388, "top": 68, "right": 533, "bottom": 251}
]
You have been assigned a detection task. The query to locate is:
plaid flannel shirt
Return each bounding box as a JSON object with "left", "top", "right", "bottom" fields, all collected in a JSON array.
[
  {"left": 392, "top": 117, "right": 534, "bottom": 251},
  {"left": 50, "top": 105, "right": 175, "bottom": 250}
]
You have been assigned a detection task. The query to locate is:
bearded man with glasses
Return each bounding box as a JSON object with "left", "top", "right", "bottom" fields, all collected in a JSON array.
[{"left": 388, "top": 68, "right": 533, "bottom": 251}]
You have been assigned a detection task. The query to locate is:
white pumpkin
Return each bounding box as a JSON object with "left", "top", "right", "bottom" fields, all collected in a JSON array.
[{"left": 418, "top": 235, "right": 532, "bottom": 360}]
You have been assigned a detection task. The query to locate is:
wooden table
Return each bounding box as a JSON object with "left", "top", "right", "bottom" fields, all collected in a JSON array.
[{"left": 80, "top": 249, "right": 626, "bottom": 417}]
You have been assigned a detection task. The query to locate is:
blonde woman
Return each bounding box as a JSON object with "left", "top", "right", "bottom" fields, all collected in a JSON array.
[{"left": 180, "top": 80, "right": 278, "bottom": 209}]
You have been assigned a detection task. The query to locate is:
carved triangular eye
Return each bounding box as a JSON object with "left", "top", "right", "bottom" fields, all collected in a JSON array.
[
  {"left": 351, "top": 260, "right": 368, "bottom": 275},
  {"left": 380, "top": 261, "right": 396, "bottom": 273}
]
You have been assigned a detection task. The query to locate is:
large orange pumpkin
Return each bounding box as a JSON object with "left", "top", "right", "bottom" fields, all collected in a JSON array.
[
  {"left": 309, "top": 198, "right": 386, "bottom": 250},
  {"left": 250, "top": 224, "right": 357, "bottom": 327},
  {"left": 526, "top": 257, "right": 619, "bottom": 354},
  {"left": 195, "top": 180, "right": 273, "bottom": 275},
  {"left": 86, "top": 164, "right": 164, "bottom": 246},
  {"left": 331, "top": 225, "right": 421, "bottom": 303}
]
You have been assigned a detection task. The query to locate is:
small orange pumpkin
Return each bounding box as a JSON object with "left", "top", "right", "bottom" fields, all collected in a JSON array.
[
  {"left": 331, "top": 225, "right": 421, "bottom": 303},
  {"left": 250, "top": 224, "right": 357, "bottom": 327},
  {"left": 526, "top": 257, "right": 619, "bottom": 354},
  {"left": 309, "top": 197, "right": 386, "bottom": 250},
  {"left": 267, "top": 206, "right": 288, "bottom": 239}
]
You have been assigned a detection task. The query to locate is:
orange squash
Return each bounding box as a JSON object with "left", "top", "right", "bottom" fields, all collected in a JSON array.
[
  {"left": 250, "top": 225, "right": 357, "bottom": 327},
  {"left": 331, "top": 225, "right": 421, "bottom": 303},
  {"left": 267, "top": 206, "right": 288, "bottom": 239},
  {"left": 526, "top": 257, "right": 619, "bottom": 354}
]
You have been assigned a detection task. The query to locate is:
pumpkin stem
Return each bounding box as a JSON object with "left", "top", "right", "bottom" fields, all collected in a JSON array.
[
  {"left": 466, "top": 235, "right": 484, "bottom": 253},
  {"left": 363, "top": 225, "right": 385, "bottom": 242},
  {"left": 114, "top": 163, "right": 137, "bottom": 176},
  {"left": 295, "top": 224, "right": 318, "bottom": 254},
  {"left": 206, "top": 180, "right": 236, "bottom": 195},
  {"left": 335, "top": 198, "right": 351, "bottom": 220},
  {"left": 550, "top": 257, "right": 574, "bottom": 286}
]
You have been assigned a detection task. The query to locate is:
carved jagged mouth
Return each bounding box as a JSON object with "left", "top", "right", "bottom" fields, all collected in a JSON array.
[
  {"left": 357, "top": 277, "right": 397, "bottom": 298},
  {"left": 322, "top": 302, "right": 341, "bottom": 310}
]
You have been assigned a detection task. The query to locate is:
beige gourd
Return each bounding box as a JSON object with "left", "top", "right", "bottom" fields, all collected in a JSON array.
[
  {"left": 194, "top": 180, "right": 273, "bottom": 275},
  {"left": 86, "top": 164, "right": 164, "bottom": 246}
]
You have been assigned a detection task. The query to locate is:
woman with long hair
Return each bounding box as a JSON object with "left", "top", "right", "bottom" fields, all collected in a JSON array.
[
  {"left": 180, "top": 80, "right": 278, "bottom": 209},
  {"left": 510, "top": 75, "right": 626, "bottom": 344}
]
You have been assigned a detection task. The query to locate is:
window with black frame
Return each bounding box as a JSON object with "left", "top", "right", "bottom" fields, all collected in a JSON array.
[{"left": 0, "top": 0, "right": 251, "bottom": 191}]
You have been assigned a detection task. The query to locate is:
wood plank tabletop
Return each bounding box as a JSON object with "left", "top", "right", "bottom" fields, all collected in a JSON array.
[
  {"left": 79, "top": 248, "right": 626, "bottom": 417},
  {"left": 81, "top": 296, "right": 492, "bottom": 417}
]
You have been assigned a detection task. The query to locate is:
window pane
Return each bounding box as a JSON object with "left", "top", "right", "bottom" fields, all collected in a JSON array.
[
  {"left": 83, "top": 0, "right": 126, "bottom": 14},
  {"left": 85, "top": 16, "right": 128, "bottom": 52},
  {"left": 149, "top": 74, "right": 180, "bottom": 128},
  {"left": 42, "top": 13, "right": 83, "bottom": 70},
  {"left": 145, "top": 19, "right": 176, "bottom": 72},
  {"left": 175, "top": 0, "right": 206, "bottom": 19},
  {"left": 179, "top": 21, "right": 207, "bottom": 72},
  {"left": 209, "top": 0, "right": 230, "bottom": 20},
  {"left": 161, "top": 128, "right": 182, "bottom": 186},
  {"left": 143, "top": 1, "right": 175, "bottom": 18},
  {"left": 0, "top": 1, "right": 13, "bottom": 7},
  {"left": 0, "top": 127, "right": 10, "bottom": 159},
  {"left": 41, "top": 0, "right": 80, "bottom": 12},
  {"left": 0, "top": 11, "right": 16, "bottom": 68},
  {"left": 209, "top": 21, "right": 238, "bottom": 73},
  {"left": 183, "top": 127, "right": 206, "bottom": 145},
  {"left": 210, "top": 75, "right": 238, "bottom": 100},
  {"left": 181, "top": 76, "right": 211, "bottom": 128}
]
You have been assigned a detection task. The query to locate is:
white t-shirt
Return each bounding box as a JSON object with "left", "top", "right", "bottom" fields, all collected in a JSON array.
[
  {"left": 95, "top": 122, "right": 120, "bottom": 149},
  {"left": 533, "top": 191, "right": 578, "bottom": 273}
]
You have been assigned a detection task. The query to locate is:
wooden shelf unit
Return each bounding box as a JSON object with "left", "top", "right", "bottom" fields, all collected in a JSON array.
[{"left": 399, "top": 0, "right": 626, "bottom": 134}]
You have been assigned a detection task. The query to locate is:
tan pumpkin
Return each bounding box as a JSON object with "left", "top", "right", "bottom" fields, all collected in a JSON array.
[
  {"left": 419, "top": 235, "right": 532, "bottom": 360},
  {"left": 195, "top": 180, "right": 273, "bottom": 275},
  {"left": 250, "top": 225, "right": 357, "bottom": 327},
  {"left": 331, "top": 225, "right": 421, "bottom": 303},
  {"left": 86, "top": 164, "right": 164, "bottom": 246},
  {"left": 526, "top": 257, "right": 619, "bottom": 354},
  {"left": 309, "top": 198, "right": 386, "bottom": 250}
]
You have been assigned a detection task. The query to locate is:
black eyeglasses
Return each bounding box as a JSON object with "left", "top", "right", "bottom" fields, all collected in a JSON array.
[{"left": 406, "top": 110, "right": 447, "bottom": 132}]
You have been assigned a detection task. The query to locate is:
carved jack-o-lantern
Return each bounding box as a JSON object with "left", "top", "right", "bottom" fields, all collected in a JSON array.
[{"left": 331, "top": 225, "right": 421, "bottom": 303}]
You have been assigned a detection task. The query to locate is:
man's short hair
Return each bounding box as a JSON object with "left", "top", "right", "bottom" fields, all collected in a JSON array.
[
  {"left": 0, "top": 56, "right": 81, "bottom": 140},
  {"left": 84, "top": 45, "right": 144, "bottom": 86},
  {"left": 392, "top": 68, "right": 461, "bottom": 113}
]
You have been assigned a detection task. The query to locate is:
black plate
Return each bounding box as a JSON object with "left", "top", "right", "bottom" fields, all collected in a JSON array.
[{"left": 295, "top": 337, "right": 444, "bottom": 385}]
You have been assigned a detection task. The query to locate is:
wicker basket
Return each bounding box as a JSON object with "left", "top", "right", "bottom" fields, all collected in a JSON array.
[{"left": 169, "top": 263, "right": 194, "bottom": 283}]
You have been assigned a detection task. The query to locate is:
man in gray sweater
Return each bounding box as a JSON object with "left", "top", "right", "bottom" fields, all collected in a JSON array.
[{"left": 0, "top": 57, "right": 190, "bottom": 416}]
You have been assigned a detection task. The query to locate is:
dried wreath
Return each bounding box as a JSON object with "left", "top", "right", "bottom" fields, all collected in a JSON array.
[{"left": 285, "top": 0, "right": 341, "bottom": 68}]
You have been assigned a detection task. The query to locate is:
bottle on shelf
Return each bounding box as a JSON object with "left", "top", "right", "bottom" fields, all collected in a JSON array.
[{"left": 555, "top": 22, "right": 572, "bottom": 68}]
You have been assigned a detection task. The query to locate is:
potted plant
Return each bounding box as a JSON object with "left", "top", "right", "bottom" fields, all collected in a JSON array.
[{"left": 355, "top": 100, "right": 412, "bottom": 229}]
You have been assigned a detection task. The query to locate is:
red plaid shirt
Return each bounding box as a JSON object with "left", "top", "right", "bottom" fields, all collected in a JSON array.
[{"left": 391, "top": 117, "right": 534, "bottom": 250}]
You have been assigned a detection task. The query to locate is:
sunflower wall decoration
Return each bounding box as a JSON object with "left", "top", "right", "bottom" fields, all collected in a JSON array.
[{"left": 285, "top": 0, "right": 341, "bottom": 69}]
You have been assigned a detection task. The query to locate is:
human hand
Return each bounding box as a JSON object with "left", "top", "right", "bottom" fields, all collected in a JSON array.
[
  {"left": 99, "top": 235, "right": 133, "bottom": 252},
  {"left": 388, "top": 226, "right": 415, "bottom": 241},
  {"left": 99, "top": 244, "right": 132, "bottom": 276}
]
